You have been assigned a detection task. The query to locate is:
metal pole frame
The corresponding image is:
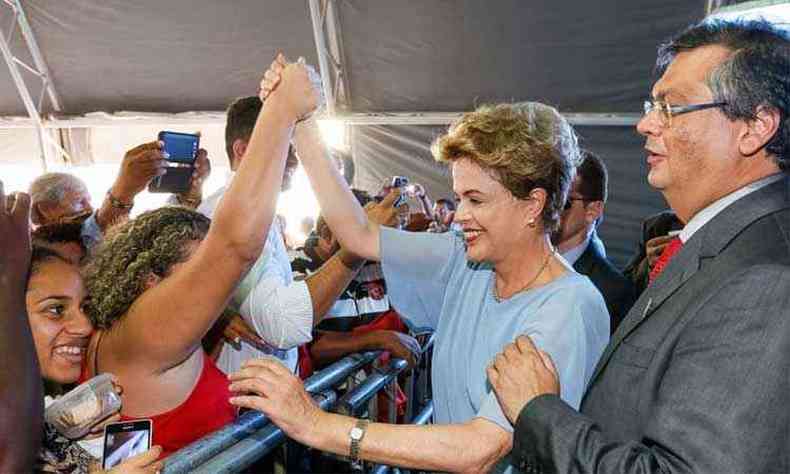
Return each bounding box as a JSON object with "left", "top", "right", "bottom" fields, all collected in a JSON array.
[
  {"left": 308, "top": 0, "right": 351, "bottom": 118},
  {"left": 0, "top": 111, "right": 642, "bottom": 128},
  {"left": 1, "top": 0, "right": 68, "bottom": 169}
]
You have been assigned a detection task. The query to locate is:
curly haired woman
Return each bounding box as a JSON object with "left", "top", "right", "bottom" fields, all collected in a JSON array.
[{"left": 80, "top": 60, "right": 321, "bottom": 458}]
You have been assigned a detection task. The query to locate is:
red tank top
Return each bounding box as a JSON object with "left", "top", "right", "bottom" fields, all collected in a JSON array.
[
  {"left": 120, "top": 353, "right": 236, "bottom": 458},
  {"left": 82, "top": 349, "right": 236, "bottom": 459}
]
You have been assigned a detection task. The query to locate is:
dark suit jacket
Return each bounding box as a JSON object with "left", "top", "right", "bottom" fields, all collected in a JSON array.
[
  {"left": 573, "top": 243, "right": 637, "bottom": 334},
  {"left": 513, "top": 177, "right": 790, "bottom": 473}
]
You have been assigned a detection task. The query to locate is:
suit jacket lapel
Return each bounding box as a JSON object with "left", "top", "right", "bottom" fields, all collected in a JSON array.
[
  {"left": 584, "top": 176, "right": 790, "bottom": 391},
  {"left": 586, "top": 237, "right": 701, "bottom": 384}
]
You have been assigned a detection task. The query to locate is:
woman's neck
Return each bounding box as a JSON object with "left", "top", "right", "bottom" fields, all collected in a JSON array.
[{"left": 494, "top": 233, "right": 563, "bottom": 299}]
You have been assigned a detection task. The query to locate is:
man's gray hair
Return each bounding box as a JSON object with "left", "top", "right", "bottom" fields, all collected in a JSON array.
[{"left": 29, "top": 172, "right": 89, "bottom": 205}]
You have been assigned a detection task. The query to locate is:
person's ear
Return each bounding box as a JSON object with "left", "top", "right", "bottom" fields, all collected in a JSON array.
[
  {"left": 232, "top": 139, "right": 249, "bottom": 164},
  {"left": 584, "top": 200, "right": 604, "bottom": 225},
  {"left": 523, "top": 188, "right": 547, "bottom": 228},
  {"left": 738, "top": 105, "right": 781, "bottom": 157}
]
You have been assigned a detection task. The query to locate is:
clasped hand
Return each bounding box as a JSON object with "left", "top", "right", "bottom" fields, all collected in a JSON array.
[{"left": 259, "top": 53, "right": 324, "bottom": 123}]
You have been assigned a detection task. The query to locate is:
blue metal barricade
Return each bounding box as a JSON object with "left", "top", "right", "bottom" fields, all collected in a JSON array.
[{"left": 190, "top": 390, "right": 338, "bottom": 474}]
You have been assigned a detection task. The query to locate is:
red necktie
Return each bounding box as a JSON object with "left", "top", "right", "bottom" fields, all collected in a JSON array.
[{"left": 649, "top": 236, "right": 683, "bottom": 283}]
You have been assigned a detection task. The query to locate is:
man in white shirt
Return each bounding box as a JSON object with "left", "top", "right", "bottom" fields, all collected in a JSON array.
[{"left": 199, "top": 96, "right": 370, "bottom": 373}]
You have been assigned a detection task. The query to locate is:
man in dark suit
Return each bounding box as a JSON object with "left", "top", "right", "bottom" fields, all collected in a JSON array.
[
  {"left": 488, "top": 19, "right": 790, "bottom": 473},
  {"left": 554, "top": 150, "right": 637, "bottom": 333}
]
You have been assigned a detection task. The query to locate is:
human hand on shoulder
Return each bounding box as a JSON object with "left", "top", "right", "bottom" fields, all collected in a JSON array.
[{"left": 487, "top": 335, "right": 559, "bottom": 424}]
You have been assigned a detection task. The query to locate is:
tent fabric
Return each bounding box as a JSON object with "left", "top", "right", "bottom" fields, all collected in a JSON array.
[
  {"left": 338, "top": 0, "right": 703, "bottom": 113},
  {"left": 351, "top": 124, "right": 666, "bottom": 268},
  {"left": 0, "top": 0, "right": 709, "bottom": 268},
  {"left": 0, "top": 1, "right": 703, "bottom": 116},
  {"left": 0, "top": 0, "right": 319, "bottom": 116}
]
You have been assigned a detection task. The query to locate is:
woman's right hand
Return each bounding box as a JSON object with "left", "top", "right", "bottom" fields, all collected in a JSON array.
[
  {"left": 103, "top": 446, "right": 163, "bottom": 473},
  {"left": 259, "top": 53, "right": 322, "bottom": 121}
]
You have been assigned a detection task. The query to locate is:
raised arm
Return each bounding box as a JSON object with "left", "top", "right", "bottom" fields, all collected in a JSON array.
[
  {"left": 262, "top": 57, "right": 382, "bottom": 261},
  {"left": 0, "top": 184, "right": 42, "bottom": 473},
  {"left": 121, "top": 62, "right": 319, "bottom": 366}
]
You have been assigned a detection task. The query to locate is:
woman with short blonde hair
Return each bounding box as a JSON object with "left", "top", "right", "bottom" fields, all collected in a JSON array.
[{"left": 232, "top": 57, "right": 610, "bottom": 474}]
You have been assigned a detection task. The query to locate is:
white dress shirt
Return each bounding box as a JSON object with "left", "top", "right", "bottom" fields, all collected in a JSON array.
[{"left": 197, "top": 180, "right": 314, "bottom": 373}]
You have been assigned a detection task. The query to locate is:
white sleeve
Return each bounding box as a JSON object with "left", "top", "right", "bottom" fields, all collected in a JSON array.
[{"left": 239, "top": 277, "right": 314, "bottom": 349}]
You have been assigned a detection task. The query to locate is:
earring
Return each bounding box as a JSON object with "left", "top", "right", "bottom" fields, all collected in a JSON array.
[{"left": 527, "top": 218, "right": 536, "bottom": 227}]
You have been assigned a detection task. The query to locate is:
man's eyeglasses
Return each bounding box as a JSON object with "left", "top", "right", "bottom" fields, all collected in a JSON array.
[{"left": 642, "top": 100, "right": 727, "bottom": 127}]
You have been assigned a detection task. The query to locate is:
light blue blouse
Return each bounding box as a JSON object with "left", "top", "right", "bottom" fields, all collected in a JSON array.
[{"left": 380, "top": 227, "right": 609, "bottom": 472}]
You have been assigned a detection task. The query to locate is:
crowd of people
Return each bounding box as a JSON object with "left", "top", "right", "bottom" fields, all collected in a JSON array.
[{"left": 0, "top": 16, "right": 788, "bottom": 474}]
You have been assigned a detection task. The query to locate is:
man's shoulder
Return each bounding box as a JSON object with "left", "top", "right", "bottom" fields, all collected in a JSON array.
[{"left": 576, "top": 245, "right": 631, "bottom": 288}]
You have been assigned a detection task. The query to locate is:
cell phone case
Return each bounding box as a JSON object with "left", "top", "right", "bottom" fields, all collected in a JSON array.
[{"left": 148, "top": 166, "right": 193, "bottom": 194}]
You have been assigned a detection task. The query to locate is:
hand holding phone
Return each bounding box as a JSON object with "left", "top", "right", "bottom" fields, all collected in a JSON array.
[
  {"left": 102, "top": 420, "right": 153, "bottom": 470},
  {"left": 148, "top": 131, "right": 201, "bottom": 194}
]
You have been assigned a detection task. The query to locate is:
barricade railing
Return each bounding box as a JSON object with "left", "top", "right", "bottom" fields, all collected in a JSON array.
[
  {"left": 336, "top": 357, "right": 409, "bottom": 416},
  {"left": 162, "top": 330, "right": 435, "bottom": 474},
  {"left": 190, "top": 390, "right": 338, "bottom": 474}
]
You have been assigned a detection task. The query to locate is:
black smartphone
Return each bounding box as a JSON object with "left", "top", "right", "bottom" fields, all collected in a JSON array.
[
  {"left": 101, "top": 419, "right": 152, "bottom": 470},
  {"left": 391, "top": 176, "right": 409, "bottom": 207},
  {"left": 148, "top": 131, "right": 200, "bottom": 194}
]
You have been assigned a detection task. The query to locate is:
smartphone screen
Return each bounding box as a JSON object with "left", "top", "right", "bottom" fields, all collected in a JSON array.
[
  {"left": 102, "top": 420, "right": 152, "bottom": 470},
  {"left": 159, "top": 131, "right": 199, "bottom": 164}
]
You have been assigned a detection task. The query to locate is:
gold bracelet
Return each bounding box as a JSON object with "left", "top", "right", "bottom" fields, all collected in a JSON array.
[{"left": 107, "top": 191, "right": 133, "bottom": 210}]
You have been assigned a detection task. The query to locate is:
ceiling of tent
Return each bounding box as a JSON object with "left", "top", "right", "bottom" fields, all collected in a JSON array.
[
  {"left": 0, "top": 0, "right": 319, "bottom": 115},
  {"left": 0, "top": 0, "right": 704, "bottom": 117},
  {"left": 340, "top": 0, "right": 703, "bottom": 113},
  {"left": 0, "top": 0, "right": 713, "bottom": 266}
]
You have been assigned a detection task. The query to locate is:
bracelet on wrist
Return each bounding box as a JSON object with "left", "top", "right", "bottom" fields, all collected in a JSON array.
[{"left": 107, "top": 191, "right": 133, "bottom": 210}]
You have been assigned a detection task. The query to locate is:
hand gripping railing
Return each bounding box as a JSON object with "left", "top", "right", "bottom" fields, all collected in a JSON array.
[
  {"left": 190, "top": 390, "right": 337, "bottom": 474},
  {"left": 370, "top": 401, "right": 435, "bottom": 474},
  {"left": 162, "top": 351, "right": 380, "bottom": 474}
]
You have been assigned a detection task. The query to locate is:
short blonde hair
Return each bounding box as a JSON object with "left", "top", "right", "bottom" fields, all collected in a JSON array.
[{"left": 431, "top": 102, "right": 580, "bottom": 231}]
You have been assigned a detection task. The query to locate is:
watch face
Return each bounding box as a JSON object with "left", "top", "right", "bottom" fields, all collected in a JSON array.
[{"left": 350, "top": 427, "right": 364, "bottom": 440}]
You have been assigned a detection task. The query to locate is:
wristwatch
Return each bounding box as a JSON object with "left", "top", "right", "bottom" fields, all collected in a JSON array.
[{"left": 349, "top": 419, "right": 369, "bottom": 466}]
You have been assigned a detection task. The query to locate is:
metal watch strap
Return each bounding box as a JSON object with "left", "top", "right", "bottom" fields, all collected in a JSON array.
[{"left": 349, "top": 418, "right": 369, "bottom": 464}]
